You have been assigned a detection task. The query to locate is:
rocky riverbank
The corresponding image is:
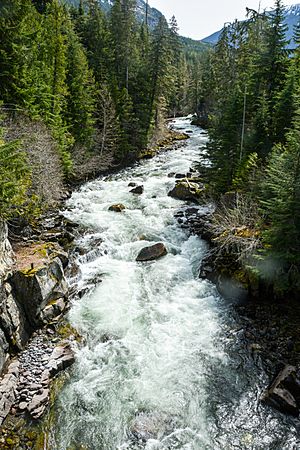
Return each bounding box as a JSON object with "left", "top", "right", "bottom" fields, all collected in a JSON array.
[
  {"left": 172, "top": 183, "right": 300, "bottom": 419},
  {"left": 0, "top": 215, "right": 81, "bottom": 442},
  {"left": 0, "top": 124, "right": 191, "bottom": 446}
]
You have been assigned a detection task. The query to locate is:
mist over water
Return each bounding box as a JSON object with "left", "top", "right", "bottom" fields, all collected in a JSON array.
[{"left": 54, "top": 118, "right": 300, "bottom": 450}]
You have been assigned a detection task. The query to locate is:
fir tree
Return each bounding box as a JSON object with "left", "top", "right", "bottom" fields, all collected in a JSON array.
[
  {"left": 65, "top": 25, "right": 96, "bottom": 143},
  {"left": 110, "top": 0, "right": 137, "bottom": 91}
]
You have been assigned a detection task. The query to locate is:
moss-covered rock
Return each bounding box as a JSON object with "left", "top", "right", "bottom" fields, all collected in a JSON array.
[
  {"left": 168, "top": 181, "right": 204, "bottom": 201},
  {"left": 108, "top": 204, "right": 126, "bottom": 213},
  {"left": 9, "top": 257, "right": 68, "bottom": 330}
]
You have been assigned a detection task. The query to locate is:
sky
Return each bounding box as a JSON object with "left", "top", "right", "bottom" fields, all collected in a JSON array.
[{"left": 149, "top": 0, "right": 298, "bottom": 40}]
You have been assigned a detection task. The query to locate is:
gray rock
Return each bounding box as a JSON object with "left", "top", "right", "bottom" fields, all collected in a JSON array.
[
  {"left": 27, "top": 388, "right": 49, "bottom": 413},
  {"left": 0, "top": 282, "right": 29, "bottom": 350},
  {"left": 136, "top": 243, "right": 167, "bottom": 262},
  {"left": 0, "top": 221, "right": 15, "bottom": 279},
  {"left": 130, "top": 412, "right": 167, "bottom": 442},
  {"left": 9, "top": 257, "right": 68, "bottom": 328},
  {"left": 0, "top": 371, "right": 18, "bottom": 425},
  {"left": 31, "top": 404, "right": 47, "bottom": 419},
  {"left": 0, "top": 329, "right": 9, "bottom": 373},
  {"left": 51, "top": 248, "right": 69, "bottom": 269},
  {"left": 7, "top": 360, "right": 19, "bottom": 376},
  {"left": 40, "top": 297, "right": 66, "bottom": 323},
  {"left": 19, "top": 401, "right": 28, "bottom": 410},
  {"left": 130, "top": 185, "right": 144, "bottom": 195},
  {"left": 262, "top": 365, "right": 300, "bottom": 416},
  {"left": 46, "top": 344, "right": 75, "bottom": 376}
]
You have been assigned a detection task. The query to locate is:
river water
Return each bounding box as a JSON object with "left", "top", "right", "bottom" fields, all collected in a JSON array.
[{"left": 54, "top": 118, "right": 300, "bottom": 450}]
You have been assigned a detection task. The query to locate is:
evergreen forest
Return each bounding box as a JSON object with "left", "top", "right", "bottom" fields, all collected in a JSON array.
[
  {"left": 0, "top": 0, "right": 200, "bottom": 214},
  {"left": 0, "top": 0, "right": 300, "bottom": 297},
  {"left": 198, "top": 0, "right": 300, "bottom": 298}
]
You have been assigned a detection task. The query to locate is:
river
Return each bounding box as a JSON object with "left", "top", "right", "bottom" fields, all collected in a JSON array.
[{"left": 53, "top": 117, "right": 300, "bottom": 450}]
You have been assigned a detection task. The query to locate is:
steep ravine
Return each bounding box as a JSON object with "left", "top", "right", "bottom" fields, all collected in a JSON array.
[{"left": 45, "top": 118, "right": 300, "bottom": 449}]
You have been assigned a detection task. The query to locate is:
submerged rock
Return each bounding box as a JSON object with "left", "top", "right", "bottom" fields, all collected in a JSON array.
[
  {"left": 130, "top": 411, "right": 173, "bottom": 442},
  {"left": 130, "top": 412, "right": 161, "bottom": 441},
  {"left": 136, "top": 243, "right": 167, "bottom": 262},
  {"left": 130, "top": 185, "right": 144, "bottom": 195},
  {"left": 108, "top": 204, "right": 126, "bottom": 213},
  {"left": 262, "top": 365, "right": 300, "bottom": 416}
]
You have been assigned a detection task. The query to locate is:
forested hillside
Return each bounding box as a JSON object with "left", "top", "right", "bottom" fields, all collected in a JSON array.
[
  {"left": 2, "top": 0, "right": 300, "bottom": 445},
  {"left": 0, "top": 0, "right": 204, "bottom": 219},
  {"left": 196, "top": 0, "right": 300, "bottom": 298},
  {"left": 1, "top": 0, "right": 299, "bottom": 299}
]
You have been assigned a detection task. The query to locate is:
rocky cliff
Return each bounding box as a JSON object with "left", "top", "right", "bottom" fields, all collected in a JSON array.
[{"left": 0, "top": 221, "right": 75, "bottom": 429}]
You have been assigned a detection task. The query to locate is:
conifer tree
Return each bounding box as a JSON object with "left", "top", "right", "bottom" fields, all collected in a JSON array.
[
  {"left": 0, "top": 0, "right": 40, "bottom": 106},
  {"left": 42, "top": 0, "right": 73, "bottom": 173},
  {"left": 80, "top": 1, "right": 111, "bottom": 84},
  {"left": 65, "top": 25, "right": 96, "bottom": 143},
  {"left": 259, "top": 24, "right": 300, "bottom": 291},
  {"left": 260, "top": 119, "right": 300, "bottom": 293},
  {"left": 254, "top": 0, "right": 289, "bottom": 151},
  {"left": 274, "top": 21, "right": 300, "bottom": 143},
  {"left": 147, "top": 16, "right": 173, "bottom": 132},
  {"left": 110, "top": 0, "right": 137, "bottom": 91}
]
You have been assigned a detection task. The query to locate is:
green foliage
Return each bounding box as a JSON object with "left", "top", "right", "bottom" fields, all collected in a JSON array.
[
  {"left": 259, "top": 120, "right": 300, "bottom": 290},
  {"left": 197, "top": 0, "right": 300, "bottom": 295},
  {"left": 233, "top": 152, "right": 259, "bottom": 192},
  {"left": 0, "top": 128, "right": 30, "bottom": 220},
  {"left": 0, "top": 0, "right": 188, "bottom": 168},
  {"left": 204, "top": 0, "right": 290, "bottom": 193},
  {"left": 65, "top": 23, "right": 96, "bottom": 144},
  {"left": 0, "top": 0, "right": 193, "bottom": 219}
]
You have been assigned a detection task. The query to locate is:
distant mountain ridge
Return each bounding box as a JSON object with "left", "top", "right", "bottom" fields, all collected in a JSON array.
[
  {"left": 66, "top": 0, "right": 209, "bottom": 53},
  {"left": 201, "top": 3, "right": 300, "bottom": 47},
  {"left": 66, "top": 0, "right": 163, "bottom": 29}
]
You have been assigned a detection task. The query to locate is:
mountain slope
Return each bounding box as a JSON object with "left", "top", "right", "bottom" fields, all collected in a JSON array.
[
  {"left": 202, "top": 3, "right": 300, "bottom": 47},
  {"left": 66, "top": 0, "right": 209, "bottom": 53},
  {"left": 67, "top": 0, "right": 163, "bottom": 28}
]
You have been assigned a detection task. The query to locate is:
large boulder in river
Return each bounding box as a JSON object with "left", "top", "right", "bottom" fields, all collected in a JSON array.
[
  {"left": 261, "top": 365, "right": 300, "bottom": 416},
  {"left": 130, "top": 185, "right": 144, "bottom": 195},
  {"left": 108, "top": 204, "right": 126, "bottom": 212},
  {"left": 168, "top": 181, "right": 203, "bottom": 201},
  {"left": 136, "top": 243, "right": 167, "bottom": 262}
]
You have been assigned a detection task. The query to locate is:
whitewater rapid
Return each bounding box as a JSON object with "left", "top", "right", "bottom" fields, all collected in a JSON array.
[{"left": 53, "top": 118, "right": 300, "bottom": 450}]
